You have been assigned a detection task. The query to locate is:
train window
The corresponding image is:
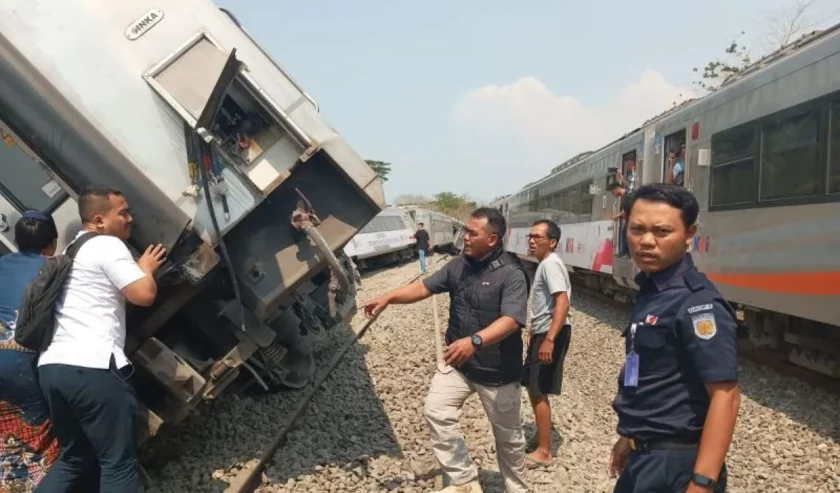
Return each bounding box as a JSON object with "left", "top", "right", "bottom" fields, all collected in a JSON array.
[
  {"left": 663, "top": 130, "right": 686, "bottom": 187},
  {"left": 621, "top": 151, "right": 637, "bottom": 189},
  {"left": 0, "top": 131, "right": 66, "bottom": 212},
  {"left": 710, "top": 126, "right": 757, "bottom": 207},
  {"left": 759, "top": 109, "right": 821, "bottom": 200},
  {"left": 829, "top": 100, "right": 840, "bottom": 194},
  {"left": 712, "top": 126, "right": 755, "bottom": 163},
  {"left": 567, "top": 186, "right": 581, "bottom": 214}
]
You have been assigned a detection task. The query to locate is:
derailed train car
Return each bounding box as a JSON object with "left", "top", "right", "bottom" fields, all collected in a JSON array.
[
  {"left": 493, "top": 25, "right": 840, "bottom": 380},
  {"left": 0, "top": 0, "right": 384, "bottom": 441},
  {"left": 342, "top": 207, "right": 417, "bottom": 271},
  {"left": 401, "top": 206, "right": 464, "bottom": 254}
]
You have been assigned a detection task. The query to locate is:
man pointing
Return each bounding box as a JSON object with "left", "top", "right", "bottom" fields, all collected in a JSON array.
[{"left": 363, "top": 207, "right": 531, "bottom": 493}]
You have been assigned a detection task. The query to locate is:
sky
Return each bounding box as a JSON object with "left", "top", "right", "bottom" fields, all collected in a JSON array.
[{"left": 217, "top": 0, "right": 839, "bottom": 204}]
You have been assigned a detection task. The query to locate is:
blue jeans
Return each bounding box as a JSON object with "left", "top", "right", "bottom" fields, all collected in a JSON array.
[{"left": 418, "top": 249, "right": 426, "bottom": 273}]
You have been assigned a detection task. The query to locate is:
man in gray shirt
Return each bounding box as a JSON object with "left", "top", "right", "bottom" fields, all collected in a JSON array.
[{"left": 522, "top": 219, "right": 572, "bottom": 467}]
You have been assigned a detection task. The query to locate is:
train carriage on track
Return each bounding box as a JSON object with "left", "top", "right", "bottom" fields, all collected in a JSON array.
[
  {"left": 400, "top": 206, "right": 464, "bottom": 254},
  {"left": 342, "top": 207, "right": 417, "bottom": 271},
  {"left": 492, "top": 24, "right": 840, "bottom": 380},
  {"left": 0, "top": 0, "right": 384, "bottom": 442}
]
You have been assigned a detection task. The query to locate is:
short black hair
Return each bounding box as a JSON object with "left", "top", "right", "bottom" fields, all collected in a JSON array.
[
  {"left": 417, "top": 222, "right": 424, "bottom": 227},
  {"left": 624, "top": 183, "right": 699, "bottom": 228},
  {"left": 608, "top": 181, "right": 624, "bottom": 191},
  {"left": 79, "top": 185, "right": 123, "bottom": 223},
  {"left": 470, "top": 207, "right": 506, "bottom": 238},
  {"left": 533, "top": 219, "right": 561, "bottom": 242},
  {"left": 15, "top": 213, "right": 58, "bottom": 253}
]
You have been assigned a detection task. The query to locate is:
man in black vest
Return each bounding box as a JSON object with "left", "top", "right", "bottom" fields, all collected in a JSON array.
[{"left": 363, "top": 207, "right": 530, "bottom": 493}]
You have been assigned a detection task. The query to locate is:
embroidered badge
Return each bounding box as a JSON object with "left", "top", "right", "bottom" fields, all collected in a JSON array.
[
  {"left": 691, "top": 312, "right": 717, "bottom": 340},
  {"left": 687, "top": 303, "right": 713, "bottom": 314},
  {"left": 645, "top": 314, "right": 658, "bottom": 325}
]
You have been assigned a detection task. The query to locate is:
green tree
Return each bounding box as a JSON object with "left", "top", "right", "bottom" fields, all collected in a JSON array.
[
  {"left": 692, "top": 33, "right": 752, "bottom": 93},
  {"left": 431, "top": 192, "right": 478, "bottom": 222},
  {"left": 432, "top": 192, "right": 462, "bottom": 214},
  {"left": 365, "top": 160, "right": 392, "bottom": 182}
]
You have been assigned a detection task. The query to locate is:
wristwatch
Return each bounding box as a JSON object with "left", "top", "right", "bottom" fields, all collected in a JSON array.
[
  {"left": 471, "top": 334, "right": 483, "bottom": 349},
  {"left": 691, "top": 473, "right": 716, "bottom": 490}
]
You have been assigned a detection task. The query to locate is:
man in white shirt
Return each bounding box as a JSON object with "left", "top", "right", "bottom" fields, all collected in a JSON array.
[
  {"left": 37, "top": 185, "right": 166, "bottom": 493},
  {"left": 521, "top": 219, "right": 572, "bottom": 468}
]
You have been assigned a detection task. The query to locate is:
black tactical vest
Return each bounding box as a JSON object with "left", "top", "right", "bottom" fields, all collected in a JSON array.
[{"left": 445, "top": 248, "right": 529, "bottom": 386}]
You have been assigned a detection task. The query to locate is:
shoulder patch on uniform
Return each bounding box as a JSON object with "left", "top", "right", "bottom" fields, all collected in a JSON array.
[
  {"left": 687, "top": 303, "right": 713, "bottom": 314},
  {"left": 691, "top": 312, "right": 717, "bottom": 340}
]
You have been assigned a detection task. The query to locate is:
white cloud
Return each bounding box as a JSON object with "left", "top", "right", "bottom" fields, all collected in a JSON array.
[{"left": 451, "top": 70, "right": 696, "bottom": 181}]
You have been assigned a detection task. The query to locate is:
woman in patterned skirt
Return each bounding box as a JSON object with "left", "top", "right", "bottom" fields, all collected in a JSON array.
[{"left": 0, "top": 210, "right": 61, "bottom": 492}]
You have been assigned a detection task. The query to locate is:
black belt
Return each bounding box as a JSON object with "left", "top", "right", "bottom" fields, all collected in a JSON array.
[{"left": 628, "top": 437, "right": 699, "bottom": 452}]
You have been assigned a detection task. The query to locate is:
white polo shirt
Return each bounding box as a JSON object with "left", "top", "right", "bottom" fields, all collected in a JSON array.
[{"left": 38, "top": 231, "right": 147, "bottom": 370}]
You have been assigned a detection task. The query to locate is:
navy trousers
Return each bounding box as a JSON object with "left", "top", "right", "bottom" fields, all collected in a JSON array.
[
  {"left": 36, "top": 358, "right": 140, "bottom": 493},
  {"left": 614, "top": 448, "right": 728, "bottom": 493}
]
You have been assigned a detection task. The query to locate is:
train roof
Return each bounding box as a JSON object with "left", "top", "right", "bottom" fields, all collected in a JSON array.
[{"left": 514, "top": 22, "right": 840, "bottom": 196}]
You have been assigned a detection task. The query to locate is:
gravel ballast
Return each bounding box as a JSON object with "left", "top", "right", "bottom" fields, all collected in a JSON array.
[{"left": 144, "top": 257, "right": 840, "bottom": 493}]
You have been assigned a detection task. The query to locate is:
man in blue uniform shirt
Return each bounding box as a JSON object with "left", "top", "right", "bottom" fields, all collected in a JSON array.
[{"left": 609, "top": 184, "right": 740, "bottom": 493}]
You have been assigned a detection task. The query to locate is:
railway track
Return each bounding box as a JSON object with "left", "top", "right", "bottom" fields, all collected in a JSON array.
[
  {"left": 143, "top": 259, "right": 840, "bottom": 493},
  {"left": 219, "top": 259, "right": 838, "bottom": 492},
  {"left": 223, "top": 255, "right": 450, "bottom": 493}
]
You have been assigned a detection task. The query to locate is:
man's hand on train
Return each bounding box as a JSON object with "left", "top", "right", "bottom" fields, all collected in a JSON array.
[
  {"left": 443, "top": 337, "right": 475, "bottom": 367},
  {"left": 138, "top": 244, "right": 167, "bottom": 276},
  {"left": 362, "top": 296, "right": 389, "bottom": 318}
]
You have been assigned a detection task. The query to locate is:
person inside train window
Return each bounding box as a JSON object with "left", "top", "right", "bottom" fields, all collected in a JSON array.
[
  {"left": 609, "top": 182, "right": 630, "bottom": 257},
  {"left": 37, "top": 185, "right": 167, "bottom": 492},
  {"left": 665, "top": 150, "right": 677, "bottom": 185},
  {"left": 674, "top": 143, "right": 686, "bottom": 187},
  {"left": 412, "top": 222, "right": 431, "bottom": 274},
  {"left": 0, "top": 210, "right": 61, "bottom": 492},
  {"left": 623, "top": 157, "right": 637, "bottom": 190},
  {"left": 362, "top": 207, "right": 531, "bottom": 493},
  {"left": 609, "top": 184, "right": 740, "bottom": 493}
]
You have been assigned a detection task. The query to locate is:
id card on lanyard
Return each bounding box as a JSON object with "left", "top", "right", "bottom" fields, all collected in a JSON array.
[{"left": 624, "top": 323, "right": 639, "bottom": 387}]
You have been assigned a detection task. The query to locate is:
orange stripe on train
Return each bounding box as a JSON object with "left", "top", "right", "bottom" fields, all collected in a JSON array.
[{"left": 706, "top": 271, "right": 840, "bottom": 296}]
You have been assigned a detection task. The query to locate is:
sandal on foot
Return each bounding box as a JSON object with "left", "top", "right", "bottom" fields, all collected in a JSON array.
[{"left": 525, "top": 454, "right": 554, "bottom": 468}]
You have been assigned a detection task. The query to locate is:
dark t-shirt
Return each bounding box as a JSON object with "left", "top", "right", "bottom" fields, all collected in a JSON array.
[
  {"left": 0, "top": 252, "right": 46, "bottom": 333},
  {"left": 423, "top": 255, "right": 529, "bottom": 332},
  {"left": 414, "top": 229, "right": 430, "bottom": 251}
]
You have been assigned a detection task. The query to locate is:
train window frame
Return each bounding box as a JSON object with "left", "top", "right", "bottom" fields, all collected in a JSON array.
[
  {"left": 709, "top": 93, "right": 838, "bottom": 211},
  {"left": 0, "top": 122, "right": 69, "bottom": 214},
  {"left": 758, "top": 105, "right": 824, "bottom": 201},
  {"left": 709, "top": 122, "right": 759, "bottom": 208},
  {"left": 828, "top": 98, "right": 840, "bottom": 195},
  {"left": 662, "top": 129, "right": 687, "bottom": 187}
]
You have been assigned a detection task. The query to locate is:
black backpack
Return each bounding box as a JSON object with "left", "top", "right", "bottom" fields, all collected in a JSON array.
[{"left": 14, "top": 232, "right": 98, "bottom": 352}]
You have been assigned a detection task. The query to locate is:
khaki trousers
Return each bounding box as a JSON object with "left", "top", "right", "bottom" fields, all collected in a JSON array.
[{"left": 423, "top": 369, "right": 530, "bottom": 493}]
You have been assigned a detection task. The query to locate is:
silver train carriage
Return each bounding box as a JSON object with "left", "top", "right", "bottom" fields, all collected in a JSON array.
[
  {"left": 0, "top": 0, "right": 385, "bottom": 441},
  {"left": 492, "top": 24, "right": 840, "bottom": 379},
  {"left": 342, "top": 206, "right": 417, "bottom": 271},
  {"left": 400, "top": 205, "right": 464, "bottom": 254}
]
